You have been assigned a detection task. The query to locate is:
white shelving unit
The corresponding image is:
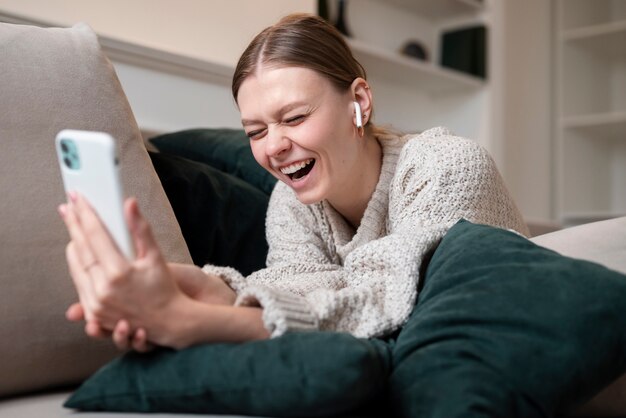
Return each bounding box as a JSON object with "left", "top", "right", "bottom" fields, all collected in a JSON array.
[
  {"left": 347, "top": 0, "right": 486, "bottom": 94},
  {"left": 340, "top": 0, "right": 489, "bottom": 140},
  {"left": 556, "top": 0, "right": 626, "bottom": 225},
  {"left": 347, "top": 37, "right": 484, "bottom": 94},
  {"left": 384, "top": 0, "right": 484, "bottom": 19}
]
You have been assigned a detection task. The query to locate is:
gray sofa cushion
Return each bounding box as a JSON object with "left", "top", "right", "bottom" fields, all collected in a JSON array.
[
  {"left": 531, "top": 217, "right": 626, "bottom": 275},
  {"left": 0, "top": 21, "right": 191, "bottom": 398},
  {"left": 0, "top": 391, "right": 251, "bottom": 418}
]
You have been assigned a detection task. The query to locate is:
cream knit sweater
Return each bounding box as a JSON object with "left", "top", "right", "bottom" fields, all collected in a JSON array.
[{"left": 203, "top": 127, "right": 529, "bottom": 338}]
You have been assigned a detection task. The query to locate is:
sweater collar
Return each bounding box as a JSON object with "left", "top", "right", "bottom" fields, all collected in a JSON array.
[{"left": 324, "top": 133, "right": 406, "bottom": 257}]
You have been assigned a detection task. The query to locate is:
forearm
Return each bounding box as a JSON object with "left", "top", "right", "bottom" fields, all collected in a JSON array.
[{"left": 163, "top": 297, "right": 270, "bottom": 349}]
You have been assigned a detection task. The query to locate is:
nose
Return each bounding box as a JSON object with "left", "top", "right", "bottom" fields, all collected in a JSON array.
[{"left": 265, "top": 125, "right": 291, "bottom": 158}]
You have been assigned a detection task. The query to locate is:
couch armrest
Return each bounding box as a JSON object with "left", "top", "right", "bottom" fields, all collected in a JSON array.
[{"left": 530, "top": 217, "right": 626, "bottom": 275}]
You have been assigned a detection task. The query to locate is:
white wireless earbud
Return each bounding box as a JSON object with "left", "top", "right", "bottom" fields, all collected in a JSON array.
[{"left": 353, "top": 101, "right": 363, "bottom": 128}]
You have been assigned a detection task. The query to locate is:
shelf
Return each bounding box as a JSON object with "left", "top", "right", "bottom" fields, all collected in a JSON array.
[
  {"left": 556, "top": 1, "right": 626, "bottom": 226},
  {"left": 561, "top": 111, "right": 626, "bottom": 141},
  {"left": 562, "top": 20, "right": 626, "bottom": 57},
  {"left": 347, "top": 38, "right": 485, "bottom": 94},
  {"left": 384, "top": 0, "right": 484, "bottom": 20},
  {"left": 560, "top": 0, "right": 626, "bottom": 30}
]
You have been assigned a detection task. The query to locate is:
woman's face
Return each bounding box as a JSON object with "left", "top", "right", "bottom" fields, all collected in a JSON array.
[{"left": 237, "top": 66, "right": 361, "bottom": 205}]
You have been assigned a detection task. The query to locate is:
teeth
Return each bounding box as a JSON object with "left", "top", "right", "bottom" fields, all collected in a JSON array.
[{"left": 280, "top": 159, "right": 313, "bottom": 175}]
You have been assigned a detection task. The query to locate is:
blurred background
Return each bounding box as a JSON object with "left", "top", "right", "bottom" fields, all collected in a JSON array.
[{"left": 1, "top": 0, "right": 624, "bottom": 231}]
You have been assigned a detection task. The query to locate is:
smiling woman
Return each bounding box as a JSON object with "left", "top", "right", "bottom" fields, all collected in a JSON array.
[
  {"left": 238, "top": 66, "right": 382, "bottom": 220},
  {"left": 60, "top": 11, "right": 547, "bottom": 417},
  {"left": 42, "top": 11, "right": 626, "bottom": 418},
  {"left": 207, "top": 13, "right": 527, "bottom": 340},
  {"left": 61, "top": 10, "right": 528, "bottom": 350}
]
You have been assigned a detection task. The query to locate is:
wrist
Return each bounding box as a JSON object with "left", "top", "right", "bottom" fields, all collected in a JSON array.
[
  {"left": 161, "top": 301, "right": 270, "bottom": 349},
  {"left": 156, "top": 293, "right": 198, "bottom": 349}
]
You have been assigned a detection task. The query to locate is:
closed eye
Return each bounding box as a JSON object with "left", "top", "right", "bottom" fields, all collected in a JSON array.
[
  {"left": 246, "top": 128, "right": 267, "bottom": 140},
  {"left": 284, "top": 115, "right": 306, "bottom": 125},
  {"left": 246, "top": 113, "right": 308, "bottom": 138}
]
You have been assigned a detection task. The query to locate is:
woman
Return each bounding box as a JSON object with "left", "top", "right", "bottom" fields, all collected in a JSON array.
[{"left": 59, "top": 14, "right": 528, "bottom": 351}]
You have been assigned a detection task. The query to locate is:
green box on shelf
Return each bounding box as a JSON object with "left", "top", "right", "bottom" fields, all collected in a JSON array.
[{"left": 440, "top": 25, "right": 487, "bottom": 80}]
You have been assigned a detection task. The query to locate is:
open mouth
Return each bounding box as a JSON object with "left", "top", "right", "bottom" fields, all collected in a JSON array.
[{"left": 280, "top": 158, "right": 315, "bottom": 181}]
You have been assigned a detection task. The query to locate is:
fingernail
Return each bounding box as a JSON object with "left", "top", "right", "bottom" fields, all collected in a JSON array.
[
  {"left": 58, "top": 204, "right": 67, "bottom": 218},
  {"left": 68, "top": 191, "right": 77, "bottom": 203}
]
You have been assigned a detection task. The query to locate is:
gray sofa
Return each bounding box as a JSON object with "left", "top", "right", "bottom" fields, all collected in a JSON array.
[{"left": 1, "top": 21, "right": 626, "bottom": 418}]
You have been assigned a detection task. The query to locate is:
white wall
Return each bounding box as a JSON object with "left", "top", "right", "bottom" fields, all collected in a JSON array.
[
  {"left": 0, "top": 0, "right": 316, "bottom": 132},
  {"left": 0, "top": 0, "right": 315, "bottom": 67},
  {"left": 113, "top": 62, "right": 242, "bottom": 133},
  {"left": 0, "top": 0, "right": 487, "bottom": 139},
  {"left": 0, "top": 0, "right": 556, "bottom": 223}
]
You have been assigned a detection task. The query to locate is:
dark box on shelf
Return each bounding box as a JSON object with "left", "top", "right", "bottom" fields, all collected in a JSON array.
[{"left": 440, "top": 25, "right": 487, "bottom": 79}]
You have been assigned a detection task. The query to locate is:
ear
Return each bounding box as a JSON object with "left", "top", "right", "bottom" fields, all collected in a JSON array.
[{"left": 350, "top": 77, "right": 372, "bottom": 126}]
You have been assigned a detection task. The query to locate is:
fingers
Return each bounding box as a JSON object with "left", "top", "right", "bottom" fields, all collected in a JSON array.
[
  {"left": 112, "top": 320, "right": 132, "bottom": 350},
  {"left": 66, "top": 241, "right": 98, "bottom": 321},
  {"left": 61, "top": 195, "right": 164, "bottom": 353},
  {"left": 85, "top": 320, "right": 111, "bottom": 339},
  {"left": 113, "top": 320, "right": 153, "bottom": 353},
  {"left": 74, "top": 308, "right": 151, "bottom": 353},
  {"left": 72, "top": 193, "right": 127, "bottom": 272},
  {"left": 132, "top": 328, "right": 155, "bottom": 353},
  {"left": 65, "top": 302, "right": 85, "bottom": 322},
  {"left": 60, "top": 194, "right": 130, "bottom": 317},
  {"left": 72, "top": 304, "right": 150, "bottom": 352},
  {"left": 59, "top": 200, "right": 100, "bottom": 276},
  {"left": 125, "top": 198, "right": 163, "bottom": 264}
]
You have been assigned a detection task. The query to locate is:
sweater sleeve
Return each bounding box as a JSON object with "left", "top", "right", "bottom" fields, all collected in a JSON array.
[
  {"left": 389, "top": 129, "right": 529, "bottom": 237},
  {"left": 204, "top": 128, "right": 528, "bottom": 338}
]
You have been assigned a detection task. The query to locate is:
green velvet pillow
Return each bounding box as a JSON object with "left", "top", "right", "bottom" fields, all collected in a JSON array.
[
  {"left": 149, "top": 128, "right": 278, "bottom": 195},
  {"left": 149, "top": 151, "right": 269, "bottom": 276},
  {"left": 389, "top": 220, "right": 626, "bottom": 418},
  {"left": 64, "top": 332, "right": 391, "bottom": 417}
]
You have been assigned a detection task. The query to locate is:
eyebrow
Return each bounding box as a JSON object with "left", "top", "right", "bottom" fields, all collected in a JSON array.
[{"left": 241, "top": 101, "right": 308, "bottom": 126}]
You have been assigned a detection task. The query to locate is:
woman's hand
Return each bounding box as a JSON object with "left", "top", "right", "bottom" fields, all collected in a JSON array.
[
  {"left": 168, "top": 263, "right": 237, "bottom": 306},
  {"left": 60, "top": 192, "right": 189, "bottom": 348},
  {"left": 60, "top": 193, "right": 264, "bottom": 350},
  {"left": 65, "top": 264, "right": 237, "bottom": 351},
  {"left": 65, "top": 302, "right": 154, "bottom": 352}
]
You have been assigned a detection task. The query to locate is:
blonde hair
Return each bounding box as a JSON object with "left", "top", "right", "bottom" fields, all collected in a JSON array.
[{"left": 232, "top": 13, "right": 400, "bottom": 137}]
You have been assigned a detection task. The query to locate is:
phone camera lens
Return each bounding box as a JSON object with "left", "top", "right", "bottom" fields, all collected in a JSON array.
[{"left": 60, "top": 139, "right": 80, "bottom": 170}]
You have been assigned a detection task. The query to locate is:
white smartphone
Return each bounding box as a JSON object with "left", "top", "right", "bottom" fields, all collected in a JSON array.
[{"left": 55, "top": 129, "right": 135, "bottom": 260}]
